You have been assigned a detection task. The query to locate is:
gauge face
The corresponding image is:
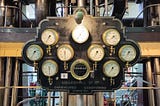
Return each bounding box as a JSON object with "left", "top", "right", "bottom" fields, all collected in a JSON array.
[
  {"left": 103, "top": 60, "right": 120, "bottom": 77},
  {"left": 102, "top": 29, "right": 120, "bottom": 46},
  {"left": 70, "top": 59, "right": 90, "bottom": 80},
  {"left": 42, "top": 60, "right": 58, "bottom": 77},
  {"left": 87, "top": 44, "right": 105, "bottom": 62},
  {"left": 118, "top": 45, "right": 137, "bottom": 62},
  {"left": 57, "top": 44, "right": 74, "bottom": 61},
  {"left": 72, "top": 25, "right": 89, "bottom": 44},
  {"left": 26, "top": 45, "right": 43, "bottom": 61},
  {"left": 41, "top": 29, "right": 59, "bottom": 46}
]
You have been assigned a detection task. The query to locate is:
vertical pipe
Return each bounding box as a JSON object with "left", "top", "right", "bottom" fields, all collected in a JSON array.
[
  {"left": 95, "top": 92, "right": 104, "bottom": 106},
  {"left": 0, "top": 0, "right": 5, "bottom": 26},
  {"left": 104, "top": 0, "right": 108, "bottom": 16},
  {"left": 64, "top": 0, "right": 68, "bottom": 17},
  {"left": 18, "top": 1, "right": 22, "bottom": 27},
  {"left": 146, "top": 60, "right": 155, "bottom": 106},
  {"left": 78, "top": 0, "right": 85, "bottom": 7},
  {"left": 47, "top": 92, "right": 51, "bottom": 106},
  {"left": 154, "top": 58, "right": 160, "bottom": 106},
  {"left": 90, "top": 0, "right": 93, "bottom": 15},
  {"left": 77, "top": 95, "right": 84, "bottom": 106},
  {"left": 0, "top": 58, "right": 4, "bottom": 105},
  {"left": 95, "top": 0, "right": 100, "bottom": 16},
  {"left": 4, "top": 6, "right": 7, "bottom": 27},
  {"left": 3, "top": 57, "right": 13, "bottom": 106},
  {"left": 11, "top": 58, "right": 20, "bottom": 106}
]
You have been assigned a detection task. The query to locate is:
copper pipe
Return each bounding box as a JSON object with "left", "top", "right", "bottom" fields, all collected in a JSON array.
[{"left": 78, "top": 0, "right": 85, "bottom": 7}]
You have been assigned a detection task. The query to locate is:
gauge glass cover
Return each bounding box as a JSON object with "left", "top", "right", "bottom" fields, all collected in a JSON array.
[
  {"left": 103, "top": 60, "right": 120, "bottom": 77},
  {"left": 42, "top": 60, "right": 58, "bottom": 77},
  {"left": 102, "top": 29, "right": 120, "bottom": 46},
  {"left": 87, "top": 44, "right": 105, "bottom": 61},
  {"left": 72, "top": 25, "right": 89, "bottom": 44},
  {"left": 26, "top": 45, "right": 43, "bottom": 61},
  {"left": 41, "top": 29, "right": 59, "bottom": 45},
  {"left": 57, "top": 44, "right": 74, "bottom": 61},
  {"left": 119, "top": 45, "right": 136, "bottom": 62}
]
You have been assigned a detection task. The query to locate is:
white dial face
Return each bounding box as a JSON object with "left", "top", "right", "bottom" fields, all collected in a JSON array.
[
  {"left": 119, "top": 45, "right": 136, "bottom": 62},
  {"left": 42, "top": 60, "right": 58, "bottom": 77},
  {"left": 57, "top": 44, "right": 74, "bottom": 61},
  {"left": 87, "top": 44, "right": 105, "bottom": 61},
  {"left": 26, "top": 45, "right": 43, "bottom": 61},
  {"left": 72, "top": 25, "right": 89, "bottom": 44},
  {"left": 41, "top": 29, "right": 59, "bottom": 46},
  {"left": 102, "top": 29, "right": 120, "bottom": 46},
  {"left": 103, "top": 60, "right": 120, "bottom": 77}
]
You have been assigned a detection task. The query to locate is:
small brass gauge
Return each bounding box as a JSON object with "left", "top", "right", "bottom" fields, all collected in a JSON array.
[
  {"left": 118, "top": 45, "right": 136, "bottom": 62},
  {"left": 57, "top": 44, "right": 74, "bottom": 61},
  {"left": 70, "top": 59, "right": 90, "bottom": 80},
  {"left": 26, "top": 44, "right": 43, "bottom": 61},
  {"left": 72, "top": 25, "right": 89, "bottom": 44},
  {"left": 42, "top": 60, "right": 58, "bottom": 77},
  {"left": 87, "top": 44, "right": 105, "bottom": 62},
  {"left": 41, "top": 29, "right": 59, "bottom": 46},
  {"left": 102, "top": 29, "right": 120, "bottom": 46},
  {"left": 103, "top": 60, "right": 120, "bottom": 77}
]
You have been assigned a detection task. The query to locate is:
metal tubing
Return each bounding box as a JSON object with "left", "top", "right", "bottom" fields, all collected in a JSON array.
[
  {"left": 47, "top": 92, "right": 51, "bottom": 106},
  {"left": 78, "top": 0, "right": 85, "bottom": 7},
  {"left": 90, "top": 0, "right": 93, "bottom": 15},
  {"left": 104, "top": 0, "right": 108, "bottom": 16},
  {"left": 95, "top": 92, "right": 103, "bottom": 106},
  {"left": 154, "top": 58, "right": 160, "bottom": 106},
  {"left": 146, "top": 60, "right": 155, "bottom": 106},
  {"left": 95, "top": 0, "right": 100, "bottom": 16},
  {"left": 77, "top": 95, "right": 84, "bottom": 106},
  {"left": 64, "top": 0, "right": 68, "bottom": 17},
  {"left": 3, "top": 57, "right": 12, "bottom": 106},
  {"left": 4, "top": 6, "right": 7, "bottom": 27},
  {"left": 0, "top": 58, "right": 4, "bottom": 105},
  {"left": 11, "top": 59, "right": 20, "bottom": 106}
]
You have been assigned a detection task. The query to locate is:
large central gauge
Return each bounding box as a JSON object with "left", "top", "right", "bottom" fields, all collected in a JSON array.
[
  {"left": 57, "top": 44, "right": 74, "bottom": 61},
  {"left": 42, "top": 60, "right": 58, "bottom": 77},
  {"left": 72, "top": 25, "right": 89, "bottom": 44},
  {"left": 41, "top": 29, "right": 59, "bottom": 46},
  {"left": 70, "top": 59, "right": 90, "bottom": 80},
  {"left": 102, "top": 29, "right": 120, "bottom": 46},
  {"left": 87, "top": 44, "right": 105, "bottom": 62},
  {"left": 26, "top": 44, "right": 43, "bottom": 61}
]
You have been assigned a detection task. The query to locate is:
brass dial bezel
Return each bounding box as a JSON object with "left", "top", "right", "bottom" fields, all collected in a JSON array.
[
  {"left": 102, "top": 29, "right": 120, "bottom": 46},
  {"left": 26, "top": 44, "right": 43, "bottom": 61},
  {"left": 70, "top": 59, "right": 90, "bottom": 80},
  {"left": 41, "top": 29, "right": 59, "bottom": 46}
]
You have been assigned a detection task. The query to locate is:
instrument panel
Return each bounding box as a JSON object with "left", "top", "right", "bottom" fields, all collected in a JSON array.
[{"left": 22, "top": 8, "right": 140, "bottom": 94}]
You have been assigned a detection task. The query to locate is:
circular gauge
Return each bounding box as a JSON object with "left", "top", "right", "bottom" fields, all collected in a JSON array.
[
  {"left": 103, "top": 60, "right": 120, "bottom": 77},
  {"left": 41, "top": 29, "right": 59, "bottom": 46},
  {"left": 57, "top": 44, "right": 74, "bottom": 61},
  {"left": 102, "top": 29, "right": 120, "bottom": 46},
  {"left": 118, "top": 45, "right": 137, "bottom": 62},
  {"left": 70, "top": 59, "right": 90, "bottom": 80},
  {"left": 87, "top": 44, "right": 105, "bottom": 62},
  {"left": 72, "top": 25, "right": 89, "bottom": 44},
  {"left": 42, "top": 60, "right": 58, "bottom": 77},
  {"left": 26, "top": 45, "right": 43, "bottom": 61}
]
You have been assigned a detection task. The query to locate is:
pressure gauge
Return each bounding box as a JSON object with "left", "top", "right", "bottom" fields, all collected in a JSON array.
[
  {"left": 103, "top": 60, "right": 120, "bottom": 77},
  {"left": 57, "top": 44, "right": 74, "bottom": 61},
  {"left": 41, "top": 60, "right": 58, "bottom": 77},
  {"left": 87, "top": 44, "right": 105, "bottom": 62},
  {"left": 72, "top": 25, "right": 89, "bottom": 44},
  {"left": 26, "top": 44, "right": 43, "bottom": 61},
  {"left": 41, "top": 29, "right": 59, "bottom": 46},
  {"left": 70, "top": 59, "right": 90, "bottom": 80},
  {"left": 102, "top": 29, "right": 120, "bottom": 46},
  {"left": 118, "top": 45, "right": 137, "bottom": 62}
]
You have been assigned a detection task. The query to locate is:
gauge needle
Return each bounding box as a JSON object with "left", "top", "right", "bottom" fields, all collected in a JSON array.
[
  {"left": 109, "top": 66, "right": 114, "bottom": 74},
  {"left": 31, "top": 50, "right": 36, "bottom": 58},
  {"left": 127, "top": 51, "right": 131, "bottom": 55},
  {"left": 46, "top": 35, "right": 51, "bottom": 42},
  {"left": 94, "top": 51, "right": 98, "bottom": 57},
  {"left": 111, "top": 35, "right": 115, "bottom": 39}
]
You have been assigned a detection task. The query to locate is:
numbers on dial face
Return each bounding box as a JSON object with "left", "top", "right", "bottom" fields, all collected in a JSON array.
[
  {"left": 41, "top": 29, "right": 59, "bottom": 46},
  {"left": 102, "top": 29, "right": 120, "bottom": 46},
  {"left": 103, "top": 60, "right": 120, "bottom": 77},
  {"left": 119, "top": 45, "right": 136, "bottom": 62},
  {"left": 26, "top": 45, "right": 43, "bottom": 61},
  {"left": 72, "top": 25, "right": 89, "bottom": 44},
  {"left": 42, "top": 60, "right": 58, "bottom": 77},
  {"left": 87, "top": 44, "right": 105, "bottom": 62},
  {"left": 57, "top": 44, "right": 74, "bottom": 61}
]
